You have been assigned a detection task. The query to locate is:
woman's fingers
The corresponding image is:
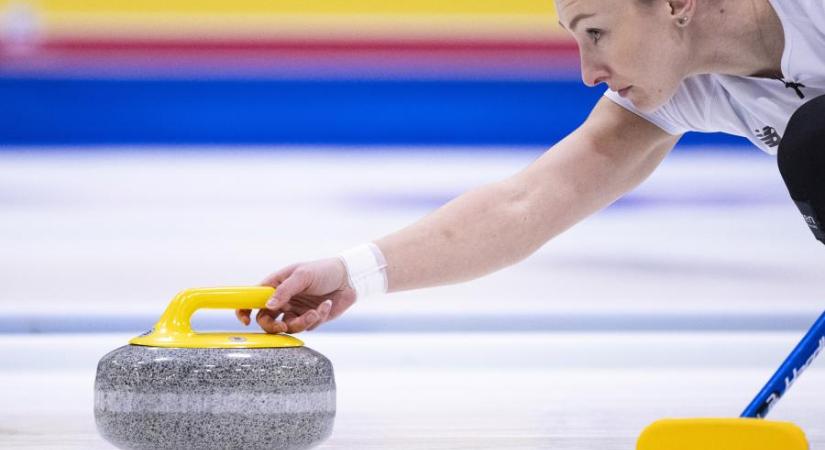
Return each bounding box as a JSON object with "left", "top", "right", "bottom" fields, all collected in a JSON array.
[
  {"left": 307, "top": 300, "right": 333, "bottom": 331},
  {"left": 266, "top": 270, "right": 312, "bottom": 311},
  {"left": 235, "top": 308, "right": 252, "bottom": 326},
  {"left": 256, "top": 309, "right": 287, "bottom": 334},
  {"left": 249, "top": 298, "right": 335, "bottom": 333},
  {"left": 248, "top": 264, "right": 300, "bottom": 330},
  {"left": 285, "top": 308, "right": 320, "bottom": 334}
]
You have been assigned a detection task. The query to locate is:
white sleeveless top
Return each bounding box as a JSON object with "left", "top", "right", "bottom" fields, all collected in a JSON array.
[{"left": 604, "top": 0, "right": 825, "bottom": 154}]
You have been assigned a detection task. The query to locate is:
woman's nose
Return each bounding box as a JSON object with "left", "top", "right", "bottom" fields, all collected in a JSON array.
[{"left": 580, "top": 53, "right": 609, "bottom": 88}]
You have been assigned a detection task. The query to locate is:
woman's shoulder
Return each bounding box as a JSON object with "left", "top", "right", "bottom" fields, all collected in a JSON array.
[
  {"left": 776, "top": 0, "right": 825, "bottom": 22},
  {"left": 772, "top": 0, "right": 825, "bottom": 43},
  {"left": 602, "top": 74, "right": 719, "bottom": 136},
  {"left": 649, "top": 74, "right": 721, "bottom": 126}
]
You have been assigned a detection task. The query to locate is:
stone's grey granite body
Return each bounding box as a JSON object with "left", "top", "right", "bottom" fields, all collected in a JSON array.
[{"left": 94, "top": 345, "right": 335, "bottom": 450}]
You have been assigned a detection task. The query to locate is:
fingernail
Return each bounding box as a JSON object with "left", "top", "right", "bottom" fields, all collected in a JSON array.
[
  {"left": 266, "top": 299, "right": 277, "bottom": 308},
  {"left": 323, "top": 300, "right": 333, "bottom": 307}
]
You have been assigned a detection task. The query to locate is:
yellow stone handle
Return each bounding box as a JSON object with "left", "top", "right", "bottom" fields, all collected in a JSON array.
[
  {"left": 153, "top": 286, "right": 274, "bottom": 336},
  {"left": 129, "top": 286, "right": 302, "bottom": 348}
]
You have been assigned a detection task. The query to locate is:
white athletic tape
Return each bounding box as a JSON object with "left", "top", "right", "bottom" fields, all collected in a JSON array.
[{"left": 337, "top": 242, "right": 388, "bottom": 300}]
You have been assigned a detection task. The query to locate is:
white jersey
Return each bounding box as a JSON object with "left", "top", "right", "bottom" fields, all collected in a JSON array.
[{"left": 604, "top": 0, "right": 825, "bottom": 155}]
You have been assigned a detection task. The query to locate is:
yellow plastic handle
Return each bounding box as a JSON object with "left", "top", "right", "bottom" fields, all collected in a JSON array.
[
  {"left": 128, "top": 286, "right": 303, "bottom": 348},
  {"left": 153, "top": 286, "right": 274, "bottom": 335}
]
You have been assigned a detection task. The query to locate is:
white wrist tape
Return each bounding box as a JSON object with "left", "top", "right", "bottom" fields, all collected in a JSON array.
[{"left": 337, "top": 242, "right": 388, "bottom": 300}]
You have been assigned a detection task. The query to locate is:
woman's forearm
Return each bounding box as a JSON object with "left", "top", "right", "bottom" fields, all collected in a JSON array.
[
  {"left": 375, "top": 177, "right": 546, "bottom": 292},
  {"left": 374, "top": 100, "right": 678, "bottom": 293},
  {"left": 374, "top": 149, "right": 632, "bottom": 291}
]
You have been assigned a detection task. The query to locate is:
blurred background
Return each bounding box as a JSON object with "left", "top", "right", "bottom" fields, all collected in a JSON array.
[{"left": 1, "top": 0, "right": 820, "bottom": 331}]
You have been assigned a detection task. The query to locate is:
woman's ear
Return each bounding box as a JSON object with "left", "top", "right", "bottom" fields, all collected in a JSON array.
[{"left": 667, "top": 0, "right": 696, "bottom": 26}]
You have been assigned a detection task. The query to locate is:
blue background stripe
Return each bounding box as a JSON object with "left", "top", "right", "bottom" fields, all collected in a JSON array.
[
  {"left": 2, "top": 78, "right": 750, "bottom": 147},
  {"left": 0, "top": 313, "right": 815, "bottom": 334}
]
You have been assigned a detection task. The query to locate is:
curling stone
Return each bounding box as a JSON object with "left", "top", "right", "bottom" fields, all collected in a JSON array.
[{"left": 94, "top": 287, "right": 336, "bottom": 450}]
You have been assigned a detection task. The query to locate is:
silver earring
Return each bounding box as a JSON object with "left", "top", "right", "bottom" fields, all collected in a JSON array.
[{"left": 678, "top": 16, "right": 689, "bottom": 26}]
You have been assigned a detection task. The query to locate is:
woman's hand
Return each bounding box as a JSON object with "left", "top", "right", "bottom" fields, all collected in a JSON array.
[{"left": 236, "top": 258, "right": 356, "bottom": 334}]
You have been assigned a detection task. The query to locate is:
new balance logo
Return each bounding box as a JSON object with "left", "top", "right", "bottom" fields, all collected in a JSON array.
[{"left": 754, "top": 126, "right": 782, "bottom": 148}]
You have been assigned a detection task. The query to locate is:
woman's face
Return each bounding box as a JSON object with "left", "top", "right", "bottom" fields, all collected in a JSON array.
[{"left": 555, "top": 0, "right": 692, "bottom": 112}]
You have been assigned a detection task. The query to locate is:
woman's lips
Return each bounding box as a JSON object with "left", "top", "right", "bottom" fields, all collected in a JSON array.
[{"left": 618, "top": 86, "right": 632, "bottom": 98}]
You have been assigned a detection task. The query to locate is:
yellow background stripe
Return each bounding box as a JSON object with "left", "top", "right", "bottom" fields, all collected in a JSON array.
[
  {"left": 0, "top": 1, "right": 567, "bottom": 40},
  {"left": 2, "top": 0, "right": 557, "bottom": 15},
  {"left": 42, "top": 14, "right": 566, "bottom": 41}
]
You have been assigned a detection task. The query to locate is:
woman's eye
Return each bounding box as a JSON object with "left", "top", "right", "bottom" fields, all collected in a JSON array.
[{"left": 586, "top": 28, "right": 602, "bottom": 43}]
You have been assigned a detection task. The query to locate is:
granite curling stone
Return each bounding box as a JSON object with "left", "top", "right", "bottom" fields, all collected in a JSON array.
[{"left": 94, "top": 287, "right": 336, "bottom": 450}]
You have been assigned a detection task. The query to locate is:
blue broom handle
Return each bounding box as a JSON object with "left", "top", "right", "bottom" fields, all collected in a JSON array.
[{"left": 742, "top": 311, "right": 825, "bottom": 418}]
